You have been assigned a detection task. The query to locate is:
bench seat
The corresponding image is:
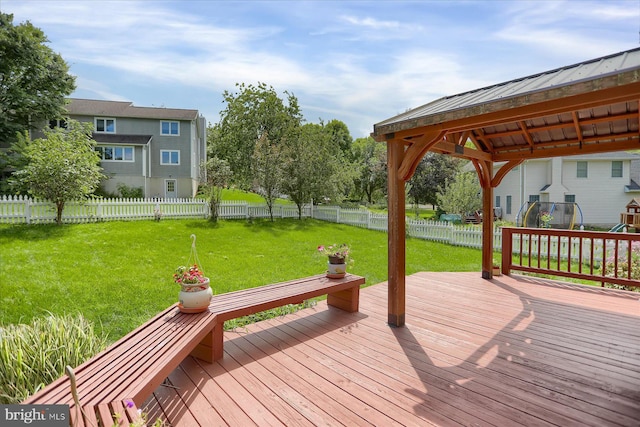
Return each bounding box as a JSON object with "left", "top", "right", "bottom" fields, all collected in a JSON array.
[{"left": 23, "top": 273, "right": 365, "bottom": 426}]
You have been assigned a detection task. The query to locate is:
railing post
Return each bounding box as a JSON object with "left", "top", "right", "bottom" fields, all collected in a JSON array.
[{"left": 501, "top": 227, "right": 512, "bottom": 275}]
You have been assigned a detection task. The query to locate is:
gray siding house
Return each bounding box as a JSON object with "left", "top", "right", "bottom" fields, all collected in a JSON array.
[{"left": 64, "top": 98, "right": 206, "bottom": 198}]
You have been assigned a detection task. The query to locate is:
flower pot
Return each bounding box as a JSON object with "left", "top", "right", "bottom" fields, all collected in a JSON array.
[
  {"left": 327, "top": 257, "right": 346, "bottom": 279},
  {"left": 178, "top": 277, "right": 213, "bottom": 313},
  {"left": 492, "top": 266, "right": 501, "bottom": 276}
]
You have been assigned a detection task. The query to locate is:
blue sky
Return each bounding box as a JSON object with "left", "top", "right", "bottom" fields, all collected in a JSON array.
[{"left": 2, "top": 0, "right": 638, "bottom": 138}]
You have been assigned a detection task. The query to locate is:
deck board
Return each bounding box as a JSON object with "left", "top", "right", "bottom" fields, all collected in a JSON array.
[{"left": 144, "top": 273, "right": 640, "bottom": 426}]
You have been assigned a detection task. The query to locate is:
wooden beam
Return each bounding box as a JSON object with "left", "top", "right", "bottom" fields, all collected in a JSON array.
[
  {"left": 492, "top": 159, "right": 524, "bottom": 187},
  {"left": 431, "top": 140, "right": 492, "bottom": 162},
  {"left": 387, "top": 139, "right": 406, "bottom": 327},
  {"left": 493, "top": 138, "right": 640, "bottom": 161},
  {"left": 398, "top": 129, "right": 447, "bottom": 181}
]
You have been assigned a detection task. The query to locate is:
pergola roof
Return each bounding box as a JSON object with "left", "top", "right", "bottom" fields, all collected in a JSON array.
[
  {"left": 375, "top": 48, "right": 640, "bottom": 326},
  {"left": 373, "top": 47, "right": 640, "bottom": 178}
]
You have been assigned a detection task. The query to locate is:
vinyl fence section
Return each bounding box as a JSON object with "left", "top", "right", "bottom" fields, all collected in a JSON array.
[
  {"left": 0, "top": 196, "right": 607, "bottom": 263},
  {"left": 0, "top": 196, "right": 311, "bottom": 224}
]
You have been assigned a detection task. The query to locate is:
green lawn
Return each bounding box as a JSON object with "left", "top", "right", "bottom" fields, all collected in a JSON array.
[
  {"left": 220, "top": 188, "right": 293, "bottom": 204},
  {"left": 0, "top": 218, "right": 481, "bottom": 340}
]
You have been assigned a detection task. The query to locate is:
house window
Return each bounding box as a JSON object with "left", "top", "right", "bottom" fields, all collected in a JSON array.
[
  {"left": 161, "top": 150, "right": 180, "bottom": 165},
  {"left": 49, "top": 119, "right": 67, "bottom": 129},
  {"left": 95, "top": 118, "right": 116, "bottom": 133},
  {"left": 506, "top": 195, "right": 512, "bottom": 215},
  {"left": 612, "top": 161, "right": 623, "bottom": 178},
  {"left": 529, "top": 195, "right": 540, "bottom": 202},
  {"left": 161, "top": 121, "right": 179, "bottom": 136},
  {"left": 495, "top": 196, "right": 501, "bottom": 208},
  {"left": 96, "top": 146, "right": 134, "bottom": 162},
  {"left": 576, "top": 161, "right": 588, "bottom": 178},
  {"left": 565, "top": 194, "right": 576, "bottom": 203}
]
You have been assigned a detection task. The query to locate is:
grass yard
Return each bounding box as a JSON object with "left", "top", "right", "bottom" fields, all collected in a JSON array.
[
  {"left": 220, "top": 188, "right": 294, "bottom": 204},
  {"left": 0, "top": 218, "right": 482, "bottom": 341}
]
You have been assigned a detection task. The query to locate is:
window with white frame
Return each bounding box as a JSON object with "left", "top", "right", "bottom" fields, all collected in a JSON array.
[
  {"left": 96, "top": 146, "right": 134, "bottom": 162},
  {"left": 95, "top": 118, "right": 116, "bottom": 133},
  {"left": 611, "top": 161, "right": 623, "bottom": 178},
  {"left": 160, "top": 121, "right": 180, "bottom": 136},
  {"left": 576, "top": 161, "right": 588, "bottom": 178},
  {"left": 161, "top": 150, "right": 180, "bottom": 165}
]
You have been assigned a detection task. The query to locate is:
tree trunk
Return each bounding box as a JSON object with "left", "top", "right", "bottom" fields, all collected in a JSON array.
[{"left": 56, "top": 200, "right": 65, "bottom": 225}]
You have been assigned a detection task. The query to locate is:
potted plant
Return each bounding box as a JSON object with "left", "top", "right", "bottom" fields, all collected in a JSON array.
[
  {"left": 318, "top": 243, "right": 351, "bottom": 278},
  {"left": 174, "top": 264, "right": 213, "bottom": 313},
  {"left": 540, "top": 211, "right": 553, "bottom": 228},
  {"left": 174, "top": 234, "right": 213, "bottom": 313},
  {"left": 492, "top": 258, "right": 501, "bottom": 276}
]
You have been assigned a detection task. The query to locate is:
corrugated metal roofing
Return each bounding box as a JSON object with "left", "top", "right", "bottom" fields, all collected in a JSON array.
[
  {"left": 375, "top": 47, "right": 640, "bottom": 129},
  {"left": 67, "top": 98, "right": 199, "bottom": 121}
]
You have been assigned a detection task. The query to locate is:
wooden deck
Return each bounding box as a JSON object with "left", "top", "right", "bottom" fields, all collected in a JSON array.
[{"left": 142, "top": 273, "right": 640, "bottom": 426}]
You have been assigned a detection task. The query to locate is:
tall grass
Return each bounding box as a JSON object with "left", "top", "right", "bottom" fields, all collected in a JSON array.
[
  {"left": 0, "top": 313, "right": 107, "bottom": 404},
  {"left": 0, "top": 218, "right": 481, "bottom": 340}
]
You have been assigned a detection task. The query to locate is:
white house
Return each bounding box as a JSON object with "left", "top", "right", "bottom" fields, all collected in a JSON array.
[
  {"left": 493, "top": 152, "right": 640, "bottom": 228},
  {"left": 57, "top": 98, "right": 207, "bottom": 198}
]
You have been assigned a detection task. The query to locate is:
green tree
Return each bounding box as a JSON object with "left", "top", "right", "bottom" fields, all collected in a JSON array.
[
  {"left": 210, "top": 82, "right": 303, "bottom": 189},
  {"left": 201, "top": 156, "right": 232, "bottom": 222},
  {"left": 281, "top": 123, "right": 347, "bottom": 218},
  {"left": 324, "top": 119, "right": 353, "bottom": 156},
  {"left": 436, "top": 171, "right": 482, "bottom": 218},
  {"left": 12, "top": 120, "right": 104, "bottom": 224},
  {"left": 252, "top": 132, "right": 284, "bottom": 221},
  {"left": 351, "top": 136, "right": 387, "bottom": 204},
  {"left": 0, "top": 13, "right": 75, "bottom": 146},
  {"left": 409, "top": 153, "right": 461, "bottom": 211}
]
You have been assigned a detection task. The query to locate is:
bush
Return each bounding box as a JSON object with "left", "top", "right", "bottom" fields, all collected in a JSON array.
[
  {"left": 602, "top": 242, "right": 640, "bottom": 292},
  {"left": 117, "top": 183, "right": 144, "bottom": 199},
  {"left": 0, "top": 313, "right": 107, "bottom": 403}
]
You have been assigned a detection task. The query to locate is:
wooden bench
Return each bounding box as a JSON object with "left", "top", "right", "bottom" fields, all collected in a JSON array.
[{"left": 23, "top": 273, "right": 365, "bottom": 426}]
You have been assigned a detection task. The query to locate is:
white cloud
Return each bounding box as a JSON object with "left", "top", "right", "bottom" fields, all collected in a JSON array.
[
  {"left": 4, "top": 0, "right": 637, "bottom": 137},
  {"left": 340, "top": 15, "right": 401, "bottom": 30}
]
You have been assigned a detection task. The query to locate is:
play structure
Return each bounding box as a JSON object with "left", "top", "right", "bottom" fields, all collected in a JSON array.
[
  {"left": 517, "top": 201, "right": 583, "bottom": 230},
  {"left": 616, "top": 198, "right": 640, "bottom": 232}
]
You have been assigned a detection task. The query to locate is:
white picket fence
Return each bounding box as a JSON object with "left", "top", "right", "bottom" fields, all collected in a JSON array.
[
  {"left": 0, "top": 195, "right": 311, "bottom": 224},
  {"left": 0, "top": 196, "right": 612, "bottom": 262}
]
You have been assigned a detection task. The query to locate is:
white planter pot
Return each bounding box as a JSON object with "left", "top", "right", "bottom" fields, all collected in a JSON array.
[
  {"left": 327, "top": 261, "right": 346, "bottom": 279},
  {"left": 178, "top": 277, "right": 213, "bottom": 313}
]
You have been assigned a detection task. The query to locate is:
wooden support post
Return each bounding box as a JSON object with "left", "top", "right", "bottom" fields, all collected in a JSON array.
[
  {"left": 387, "top": 140, "right": 406, "bottom": 327},
  {"left": 481, "top": 162, "right": 494, "bottom": 279}
]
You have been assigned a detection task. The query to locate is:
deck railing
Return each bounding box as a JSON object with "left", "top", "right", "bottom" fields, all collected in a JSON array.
[{"left": 501, "top": 227, "right": 640, "bottom": 288}]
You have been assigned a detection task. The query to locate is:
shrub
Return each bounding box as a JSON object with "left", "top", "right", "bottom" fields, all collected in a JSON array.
[
  {"left": 117, "top": 183, "right": 144, "bottom": 199},
  {"left": 0, "top": 313, "right": 107, "bottom": 403},
  {"left": 602, "top": 242, "right": 640, "bottom": 292}
]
